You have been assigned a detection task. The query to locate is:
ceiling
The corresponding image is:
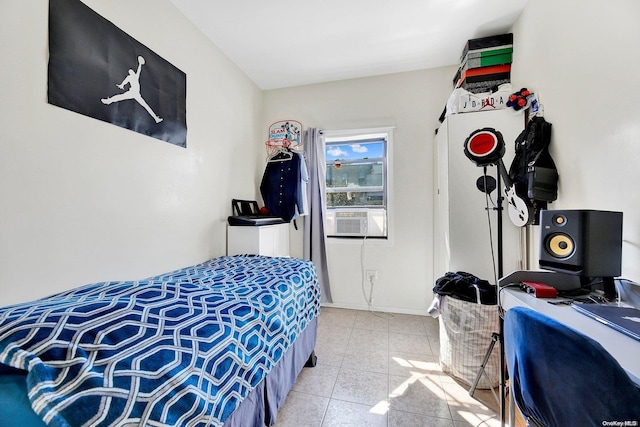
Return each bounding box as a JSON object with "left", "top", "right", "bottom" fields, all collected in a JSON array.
[{"left": 169, "top": 0, "right": 529, "bottom": 90}]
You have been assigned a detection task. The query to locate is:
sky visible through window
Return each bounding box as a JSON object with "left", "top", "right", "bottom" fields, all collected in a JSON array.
[{"left": 326, "top": 140, "right": 384, "bottom": 162}]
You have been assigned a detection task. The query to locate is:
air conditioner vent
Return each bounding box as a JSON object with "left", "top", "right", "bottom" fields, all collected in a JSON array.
[
  {"left": 336, "top": 218, "right": 365, "bottom": 234},
  {"left": 335, "top": 211, "right": 368, "bottom": 236}
]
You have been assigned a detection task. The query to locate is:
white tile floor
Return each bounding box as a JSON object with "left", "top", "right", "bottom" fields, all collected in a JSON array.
[{"left": 273, "top": 307, "right": 502, "bottom": 427}]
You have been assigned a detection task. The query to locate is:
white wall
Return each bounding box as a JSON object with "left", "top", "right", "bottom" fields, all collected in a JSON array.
[
  {"left": 264, "top": 69, "right": 455, "bottom": 314},
  {"left": 264, "top": 0, "right": 640, "bottom": 313},
  {"left": 511, "top": 0, "right": 640, "bottom": 283},
  {"left": 0, "top": 0, "right": 263, "bottom": 305},
  {"left": 4, "top": 0, "right": 636, "bottom": 311}
]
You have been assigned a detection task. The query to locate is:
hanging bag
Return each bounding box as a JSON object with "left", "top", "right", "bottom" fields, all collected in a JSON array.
[{"left": 508, "top": 116, "right": 559, "bottom": 223}]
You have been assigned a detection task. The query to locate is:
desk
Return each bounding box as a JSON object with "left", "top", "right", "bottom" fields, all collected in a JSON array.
[
  {"left": 500, "top": 287, "right": 640, "bottom": 426},
  {"left": 500, "top": 288, "right": 640, "bottom": 384}
]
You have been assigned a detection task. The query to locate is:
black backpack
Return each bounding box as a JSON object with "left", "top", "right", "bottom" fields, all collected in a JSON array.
[{"left": 508, "top": 116, "right": 558, "bottom": 223}]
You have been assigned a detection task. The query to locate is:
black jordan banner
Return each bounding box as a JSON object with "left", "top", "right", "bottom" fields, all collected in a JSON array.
[{"left": 48, "top": 0, "right": 187, "bottom": 148}]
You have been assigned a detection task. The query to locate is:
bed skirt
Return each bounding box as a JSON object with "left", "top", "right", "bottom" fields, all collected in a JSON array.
[{"left": 225, "top": 316, "right": 317, "bottom": 427}]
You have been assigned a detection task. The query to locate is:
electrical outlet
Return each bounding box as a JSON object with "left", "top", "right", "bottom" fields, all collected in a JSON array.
[{"left": 366, "top": 270, "right": 378, "bottom": 281}]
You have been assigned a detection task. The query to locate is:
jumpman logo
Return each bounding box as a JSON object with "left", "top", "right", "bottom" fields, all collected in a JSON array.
[{"left": 102, "top": 55, "right": 163, "bottom": 123}]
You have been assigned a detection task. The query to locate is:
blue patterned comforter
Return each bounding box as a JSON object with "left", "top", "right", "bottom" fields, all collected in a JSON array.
[{"left": 0, "top": 256, "right": 320, "bottom": 427}]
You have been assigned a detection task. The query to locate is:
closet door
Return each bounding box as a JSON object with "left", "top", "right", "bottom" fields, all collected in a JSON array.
[
  {"left": 433, "top": 122, "right": 451, "bottom": 283},
  {"left": 434, "top": 109, "right": 524, "bottom": 284}
]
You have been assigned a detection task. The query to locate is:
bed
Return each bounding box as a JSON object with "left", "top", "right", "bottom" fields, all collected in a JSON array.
[{"left": 0, "top": 255, "right": 320, "bottom": 427}]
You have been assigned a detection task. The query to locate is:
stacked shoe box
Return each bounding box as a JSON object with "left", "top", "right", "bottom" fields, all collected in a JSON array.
[{"left": 453, "top": 33, "right": 513, "bottom": 93}]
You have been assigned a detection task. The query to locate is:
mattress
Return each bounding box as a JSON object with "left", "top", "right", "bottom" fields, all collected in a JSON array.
[{"left": 0, "top": 255, "right": 320, "bottom": 427}]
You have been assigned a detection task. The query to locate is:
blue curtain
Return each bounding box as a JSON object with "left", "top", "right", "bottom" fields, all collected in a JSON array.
[{"left": 303, "top": 128, "right": 332, "bottom": 303}]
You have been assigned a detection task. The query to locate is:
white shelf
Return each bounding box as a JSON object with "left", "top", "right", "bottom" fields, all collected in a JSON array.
[{"left": 227, "top": 223, "right": 289, "bottom": 257}]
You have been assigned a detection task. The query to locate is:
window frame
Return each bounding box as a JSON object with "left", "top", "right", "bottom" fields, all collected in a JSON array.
[{"left": 323, "top": 127, "right": 394, "bottom": 240}]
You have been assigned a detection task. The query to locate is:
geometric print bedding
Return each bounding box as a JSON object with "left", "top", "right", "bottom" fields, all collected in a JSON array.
[{"left": 0, "top": 255, "right": 320, "bottom": 427}]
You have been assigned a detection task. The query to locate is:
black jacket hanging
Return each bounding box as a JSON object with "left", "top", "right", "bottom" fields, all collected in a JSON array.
[{"left": 260, "top": 152, "right": 301, "bottom": 223}]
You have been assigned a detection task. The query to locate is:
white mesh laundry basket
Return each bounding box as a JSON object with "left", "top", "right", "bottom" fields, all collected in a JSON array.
[{"left": 438, "top": 295, "right": 499, "bottom": 389}]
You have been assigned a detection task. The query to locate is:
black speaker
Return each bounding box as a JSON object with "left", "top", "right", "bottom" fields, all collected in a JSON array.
[{"left": 539, "top": 210, "right": 623, "bottom": 277}]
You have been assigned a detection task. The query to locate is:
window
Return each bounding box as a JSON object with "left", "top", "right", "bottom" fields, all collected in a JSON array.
[{"left": 324, "top": 128, "right": 392, "bottom": 238}]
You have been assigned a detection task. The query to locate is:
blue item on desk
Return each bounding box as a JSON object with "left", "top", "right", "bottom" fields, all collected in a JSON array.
[
  {"left": 572, "top": 303, "right": 640, "bottom": 342},
  {"left": 504, "top": 306, "right": 640, "bottom": 427}
]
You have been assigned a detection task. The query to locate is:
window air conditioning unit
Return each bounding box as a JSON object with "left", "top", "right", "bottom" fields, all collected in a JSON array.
[{"left": 335, "top": 211, "right": 368, "bottom": 236}]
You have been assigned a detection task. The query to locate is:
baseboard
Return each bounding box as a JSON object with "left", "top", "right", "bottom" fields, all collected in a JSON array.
[{"left": 320, "top": 302, "right": 430, "bottom": 317}]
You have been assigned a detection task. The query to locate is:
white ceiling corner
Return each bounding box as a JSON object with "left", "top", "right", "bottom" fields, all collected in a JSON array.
[{"left": 169, "top": 0, "right": 529, "bottom": 90}]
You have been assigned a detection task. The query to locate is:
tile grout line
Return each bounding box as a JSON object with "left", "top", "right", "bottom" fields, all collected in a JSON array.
[
  {"left": 386, "top": 314, "right": 391, "bottom": 427},
  {"left": 320, "top": 314, "right": 354, "bottom": 427}
]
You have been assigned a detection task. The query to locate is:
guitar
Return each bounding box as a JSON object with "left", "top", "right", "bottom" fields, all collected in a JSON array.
[
  {"left": 464, "top": 127, "right": 533, "bottom": 227},
  {"left": 496, "top": 160, "right": 532, "bottom": 227}
]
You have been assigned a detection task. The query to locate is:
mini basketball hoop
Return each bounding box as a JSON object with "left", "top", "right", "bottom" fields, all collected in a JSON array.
[{"left": 266, "top": 120, "right": 303, "bottom": 154}]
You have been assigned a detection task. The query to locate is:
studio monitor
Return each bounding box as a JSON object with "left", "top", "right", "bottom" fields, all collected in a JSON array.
[{"left": 539, "top": 209, "right": 623, "bottom": 277}]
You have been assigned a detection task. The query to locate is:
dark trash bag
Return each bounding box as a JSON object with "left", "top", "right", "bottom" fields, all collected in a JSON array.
[{"left": 433, "top": 271, "right": 497, "bottom": 305}]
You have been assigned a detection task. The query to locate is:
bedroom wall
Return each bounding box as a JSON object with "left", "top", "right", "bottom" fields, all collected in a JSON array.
[
  {"left": 510, "top": 0, "right": 640, "bottom": 283},
  {"left": 0, "top": 1, "right": 263, "bottom": 306},
  {"left": 263, "top": 0, "right": 640, "bottom": 313},
  {"left": 4, "top": 1, "right": 635, "bottom": 311},
  {"left": 263, "top": 68, "right": 455, "bottom": 314}
]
